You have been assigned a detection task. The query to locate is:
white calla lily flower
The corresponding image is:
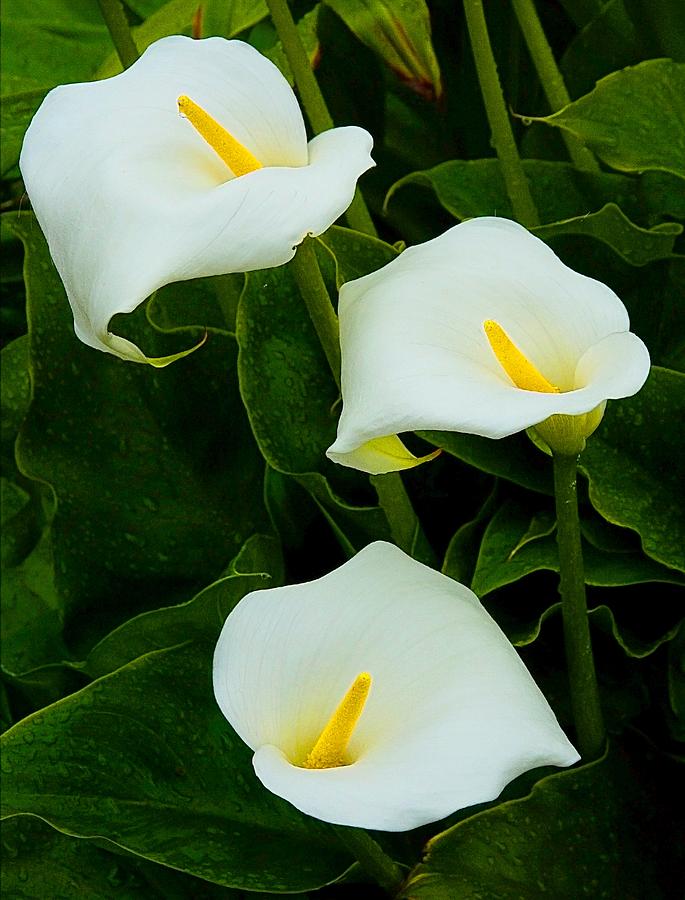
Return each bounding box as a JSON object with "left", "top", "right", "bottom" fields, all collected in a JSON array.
[
  {"left": 213, "top": 541, "right": 579, "bottom": 831},
  {"left": 326, "top": 217, "right": 650, "bottom": 472},
  {"left": 19, "top": 35, "right": 374, "bottom": 365}
]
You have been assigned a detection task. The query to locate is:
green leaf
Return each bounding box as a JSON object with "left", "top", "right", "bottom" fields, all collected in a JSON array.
[
  {"left": 201, "top": 0, "right": 268, "bottom": 40},
  {"left": 322, "top": 0, "right": 442, "bottom": 100},
  {"left": 1, "top": 643, "right": 352, "bottom": 892},
  {"left": 401, "top": 743, "right": 683, "bottom": 899},
  {"left": 667, "top": 621, "right": 685, "bottom": 741},
  {"left": 560, "top": 0, "right": 642, "bottom": 98},
  {"left": 146, "top": 274, "right": 243, "bottom": 335},
  {"left": 385, "top": 159, "right": 635, "bottom": 223},
  {"left": 472, "top": 499, "right": 683, "bottom": 598},
  {"left": 420, "top": 430, "right": 553, "bottom": 495},
  {"left": 441, "top": 481, "right": 498, "bottom": 585},
  {"left": 95, "top": 0, "right": 213, "bottom": 79},
  {"left": 1, "top": 527, "right": 66, "bottom": 677},
  {"left": 295, "top": 472, "right": 391, "bottom": 556},
  {"left": 1, "top": 335, "right": 30, "bottom": 473},
  {"left": 236, "top": 227, "right": 398, "bottom": 476},
  {"left": 318, "top": 226, "right": 399, "bottom": 288},
  {"left": 263, "top": 6, "right": 321, "bottom": 86},
  {"left": 525, "top": 59, "right": 685, "bottom": 179},
  {"left": 385, "top": 160, "right": 681, "bottom": 264},
  {"left": 82, "top": 557, "right": 278, "bottom": 679},
  {"left": 1, "top": 811, "right": 278, "bottom": 898},
  {"left": 534, "top": 203, "right": 681, "bottom": 267},
  {"left": 581, "top": 366, "right": 685, "bottom": 571},
  {"left": 1, "top": 815, "right": 155, "bottom": 899},
  {"left": 237, "top": 261, "right": 338, "bottom": 475},
  {"left": 10, "top": 215, "right": 269, "bottom": 638},
  {"left": 0, "top": 0, "right": 112, "bottom": 173}
]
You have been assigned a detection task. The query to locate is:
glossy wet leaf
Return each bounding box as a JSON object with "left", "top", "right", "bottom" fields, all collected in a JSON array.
[
  {"left": 581, "top": 366, "right": 685, "bottom": 571},
  {"left": 11, "top": 215, "right": 269, "bottom": 636},
  {"left": 526, "top": 59, "right": 685, "bottom": 179},
  {"left": 401, "top": 743, "right": 683, "bottom": 899},
  {"left": 420, "top": 430, "right": 553, "bottom": 495},
  {"left": 237, "top": 261, "right": 338, "bottom": 475},
  {"left": 385, "top": 159, "right": 636, "bottom": 223},
  {"left": 237, "top": 227, "right": 398, "bottom": 476},
  {"left": 0, "top": 0, "right": 112, "bottom": 172},
  {"left": 386, "top": 160, "right": 680, "bottom": 264},
  {"left": 472, "top": 499, "right": 683, "bottom": 597},
  {"left": 82, "top": 538, "right": 281, "bottom": 679},
  {"left": 534, "top": 203, "right": 681, "bottom": 266},
  {"left": 1, "top": 643, "right": 352, "bottom": 892},
  {"left": 1, "top": 335, "right": 30, "bottom": 473},
  {"left": 201, "top": 0, "right": 268, "bottom": 41},
  {"left": 295, "top": 472, "right": 391, "bottom": 556},
  {"left": 1, "top": 814, "right": 155, "bottom": 899}
]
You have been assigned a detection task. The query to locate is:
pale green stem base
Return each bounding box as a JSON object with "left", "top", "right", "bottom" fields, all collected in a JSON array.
[
  {"left": 264, "top": 0, "right": 377, "bottom": 236},
  {"left": 96, "top": 0, "right": 139, "bottom": 69},
  {"left": 552, "top": 452, "right": 605, "bottom": 760},
  {"left": 511, "top": 0, "right": 600, "bottom": 173},
  {"left": 332, "top": 825, "right": 404, "bottom": 895},
  {"left": 463, "top": 0, "right": 539, "bottom": 227}
]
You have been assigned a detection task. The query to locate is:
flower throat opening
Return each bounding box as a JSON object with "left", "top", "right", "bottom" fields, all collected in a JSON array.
[
  {"left": 177, "top": 95, "right": 262, "bottom": 177},
  {"left": 303, "top": 672, "right": 372, "bottom": 769},
  {"left": 484, "top": 320, "right": 560, "bottom": 393}
]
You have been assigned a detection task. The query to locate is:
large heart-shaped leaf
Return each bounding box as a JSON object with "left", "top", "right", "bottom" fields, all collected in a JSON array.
[
  {"left": 11, "top": 215, "right": 269, "bottom": 643},
  {"left": 1, "top": 642, "right": 352, "bottom": 891}
]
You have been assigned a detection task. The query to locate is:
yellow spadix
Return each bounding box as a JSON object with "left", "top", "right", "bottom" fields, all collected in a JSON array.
[
  {"left": 484, "top": 319, "right": 560, "bottom": 393},
  {"left": 177, "top": 95, "right": 262, "bottom": 177},
  {"left": 303, "top": 672, "right": 372, "bottom": 769}
]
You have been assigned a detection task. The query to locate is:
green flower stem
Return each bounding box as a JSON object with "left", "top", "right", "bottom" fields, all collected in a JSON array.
[
  {"left": 371, "top": 473, "right": 436, "bottom": 563},
  {"left": 96, "top": 0, "right": 139, "bottom": 69},
  {"left": 552, "top": 451, "right": 605, "bottom": 760},
  {"left": 264, "top": 0, "right": 377, "bottom": 237},
  {"left": 290, "top": 239, "right": 428, "bottom": 560},
  {"left": 290, "top": 238, "right": 341, "bottom": 387},
  {"left": 462, "top": 0, "right": 539, "bottom": 228},
  {"left": 511, "top": 0, "right": 600, "bottom": 173},
  {"left": 332, "top": 825, "right": 404, "bottom": 895}
]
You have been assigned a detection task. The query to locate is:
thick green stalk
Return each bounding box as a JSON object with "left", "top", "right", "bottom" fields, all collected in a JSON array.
[
  {"left": 96, "top": 0, "right": 139, "bottom": 69},
  {"left": 370, "top": 473, "right": 418, "bottom": 557},
  {"left": 332, "top": 825, "right": 404, "bottom": 895},
  {"left": 290, "top": 239, "right": 341, "bottom": 386},
  {"left": 552, "top": 452, "right": 605, "bottom": 760},
  {"left": 462, "top": 0, "right": 539, "bottom": 227},
  {"left": 264, "top": 0, "right": 377, "bottom": 237},
  {"left": 511, "top": 0, "right": 600, "bottom": 173}
]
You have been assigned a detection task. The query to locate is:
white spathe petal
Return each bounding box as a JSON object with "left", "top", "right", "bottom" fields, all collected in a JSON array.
[
  {"left": 213, "top": 541, "right": 578, "bottom": 831},
  {"left": 19, "top": 36, "right": 374, "bottom": 363},
  {"left": 327, "top": 217, "right": 649, "bottom": 463}
]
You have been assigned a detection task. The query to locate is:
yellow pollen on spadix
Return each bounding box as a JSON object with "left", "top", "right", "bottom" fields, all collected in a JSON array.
[
  {"left": 303, "top": 672, "right": 372, "bottom": 770},
  {"left": 484, "top": 320, "right": 560, "bottom": 393},
  {"left": 177, "top": 95, "right": 262, "bottom": 177}
]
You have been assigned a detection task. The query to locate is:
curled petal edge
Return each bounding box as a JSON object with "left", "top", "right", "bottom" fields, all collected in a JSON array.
[
  {"left": 326, "top": 434, "right": 441, "bottom": 475},
  {"left": 82, "top": 327, "right": 208, "bottom": 367}
]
